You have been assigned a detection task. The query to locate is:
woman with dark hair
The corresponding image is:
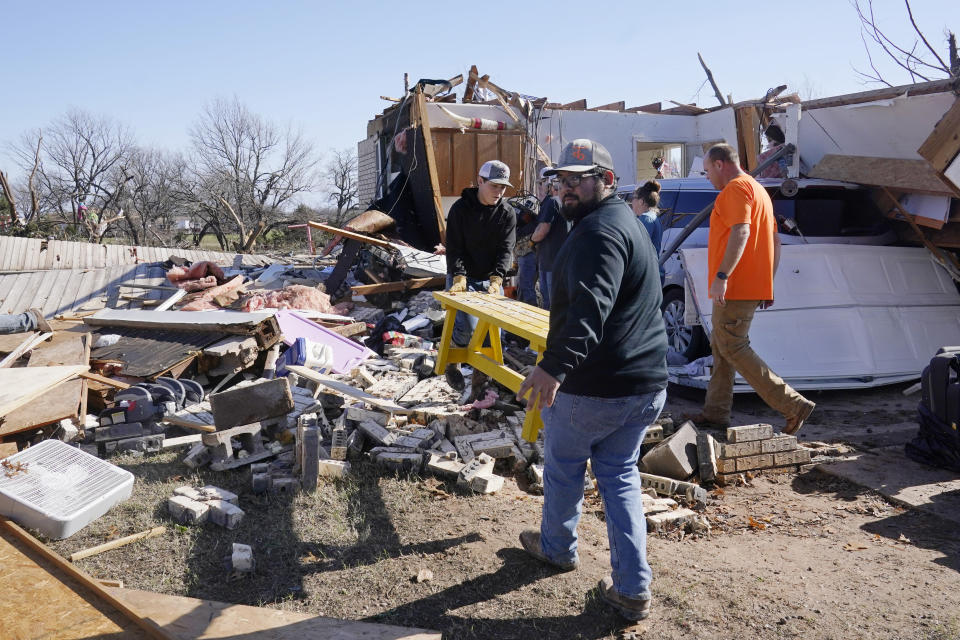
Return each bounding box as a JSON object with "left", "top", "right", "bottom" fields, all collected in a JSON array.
[{"left": 631, "top": 180, "right": 663, "bottom": 254}]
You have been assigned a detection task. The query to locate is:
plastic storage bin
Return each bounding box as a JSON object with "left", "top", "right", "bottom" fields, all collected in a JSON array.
[{"left": 0, "top": 439, "right": 134, "bottom": 539}]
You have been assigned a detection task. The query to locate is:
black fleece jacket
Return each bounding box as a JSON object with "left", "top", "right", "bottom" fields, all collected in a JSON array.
[
  {"left": 539, "top": 194, "right": 668, "bottom": 397},
  {"left": 446, "top": 188, "right": 517, "bottom": 280}
]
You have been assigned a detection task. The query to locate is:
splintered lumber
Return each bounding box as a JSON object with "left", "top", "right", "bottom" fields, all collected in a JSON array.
[
  {"left": 307, "top": 221, "right": 394, "bottom": 248},
  {"left": 351, "top": 276, "right": 446, "bottom": 295},
  {"left": 0, "top": 332, "right": 51, "bottom": 368},
  {"left": 0, "top": 365, "right": 88, "bottom": 418},
  {"left": 79, "top": 371, "right": 132, "bottom": 389},
  {"left": 70, "top": 526, "right": 166, "bottom": 562},
  {"left": 285, "top": 365, "right": 413, "bottom": 414},
  {"left": 107, "top": 588, "right": 442, "bottom": 640},
  {"left": 0, "top": 517, "right": 175, "bottom": 640}
]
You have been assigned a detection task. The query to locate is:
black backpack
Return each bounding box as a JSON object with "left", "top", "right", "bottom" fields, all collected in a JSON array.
[{"left": 906, "top": 347, "right": 960, "bottom": 472}]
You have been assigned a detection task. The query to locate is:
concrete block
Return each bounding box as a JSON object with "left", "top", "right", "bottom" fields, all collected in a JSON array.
[
  {"left": 735, "top": 453, "right": 774, "bottom": 472},
  {"left": 773, "top": 449, "right": 812, "bottom": 466},
  {"left": 426, "top": 453, "right": 465, "bottom": 478},
  {"left": 168, "top": 495, "right": 209, "bottom": 524},
  {"left": 270, "top": 476, "right": 301, "bottom": 494},
  {"left": 199, "top": 486, "right": 238, "bottom": 505},
  {"left": 642, "top": 496, "right": 678, "bottom": 515},
  {"left": 726, "top": 423, "right": 774, "bottom": 443},
  {"left": 716, "top": 457, "right": 737, "bottom": 474},
  {"left": 640, "top": 421, "right": 699, "bottom": 480},
  {"left": 457, "top": 453, "right": 495, "bottom": 487},
  {"left": 318, "top": 459, "right": 351, "bottom": 477},
  {"left": 696, "top": 432, "right": 718, "bottom": 484},
  {"left": 98, "top": 434, "right": 164, "bottom": 456},
  {"left": 445, "top": 415, "right": 488, "bottom": 439},
  {"left": 345, "top": 406, "right": 390, "bottom": 426},
  {"left": 761, "top": 435, "right": 799, "bottom": 453},
  {"left": 375, "top": 451, "right": 424, "bottom": 472},
  {"left": 646, "top": 507, "right": 697, "bottom": 531},
  {"left": 174, "top": 486, "right": 206, "bottom": 501},
  {"left": 210, "top": 378, "right": 294, "bottom": 429},
  {"left": 431, "top": 437, "right": 457, "bottom": 457},
  {"left": 642, "top": 424, "right": 664, "bottom": 445},
  {"left": 230, "top": 543, "right": 254, "bottom": 572},
  {"left": 471, "top": 438, "right": 516, "bottom": 459},
  {"left": 719, "top": 440, "right": 762, "bottom": 458},
  {"left": 357, "top": 419, "right": 397, "bottom": 446},
  {"left": 639, "top": 472, "right": 680, "bottom": 496},
  {"left": 470, "top": 472, "right": 505, "bottom": 494},
  {"left": 298, "top": 425, "right": 320, "bottom": 493},
  {"left": 252, "top": 472, "right": 271, "bottom": 493},
  {"left": 207, "top": 499, "right": 245, "bottom": 529},
  {"left": 183, "top": 443, "right": 212, "bottom": 469},
  {"left": 330, "top": 428, "right": 348, "bottom": 460}
]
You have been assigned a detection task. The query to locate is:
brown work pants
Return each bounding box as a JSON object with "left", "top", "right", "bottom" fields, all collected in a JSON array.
[{"left": 702, "top": 300, "right": 808, "bottom": 423}]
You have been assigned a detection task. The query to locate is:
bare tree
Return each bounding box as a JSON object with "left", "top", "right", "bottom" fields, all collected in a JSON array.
[
  {"left": 853, "top": 0, "right": 958, "bottom": 86},
  {"left": 9, "top": 110, "right": 135, "bottom": 242},
  {"left": 185, "top": 97, "right": 319, "bottom": 252},
  {"left": 323, "top": 147, "right": 359, "bottom": 227},
  {"left": 120, "top": 148, "right": 187, "bottom": 246}
]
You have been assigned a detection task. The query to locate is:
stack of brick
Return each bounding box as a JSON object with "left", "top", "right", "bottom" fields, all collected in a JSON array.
[
  {"left": 167, "top": 485, "right": 244, "bottom": 529},
  {"left": 713, "top": 424, "right": 812, "bottom": 484}
]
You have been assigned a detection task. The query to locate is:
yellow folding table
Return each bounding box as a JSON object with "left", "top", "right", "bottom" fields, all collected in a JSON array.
[{"left": 432, "top": 291, "right": 550, "bottom": 443}]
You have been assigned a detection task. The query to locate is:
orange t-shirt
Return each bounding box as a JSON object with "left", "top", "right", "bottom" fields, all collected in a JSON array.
[{"left": 707, "top": 174, "right": 776, "bottom": 300}]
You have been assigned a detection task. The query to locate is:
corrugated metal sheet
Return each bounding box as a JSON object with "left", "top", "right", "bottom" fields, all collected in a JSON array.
[
  {"left": 89, "top": 327, "right": 227, "bottom": 378},
  {"left": 0, "top": 235, "right": 271, "bottom": 272},
  {"left": 0, "top": 264, "right": 172, "bottom": 318}
]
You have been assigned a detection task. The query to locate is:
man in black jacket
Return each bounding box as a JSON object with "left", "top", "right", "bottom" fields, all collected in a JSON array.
[
  {"left": 517, "top": 139, "right": 668, "bottom": 622},
  {"left": 444, "top": 160, "right": 517, "bottom": 389}
]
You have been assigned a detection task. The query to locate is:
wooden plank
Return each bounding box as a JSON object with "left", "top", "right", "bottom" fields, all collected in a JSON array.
[
  {"left": 79, "top": 370, "right": 131, "bottom": 388},
  {"left": 476, "top": 133, "right": 499, "bottom": 168},
  {"left": 559, "top": 99, "right": 587, "bottom": 110},
  {"left": 84, "top": 309, "right": 277, "bottom": 333},
  {"left": 801, "top": 77, "right": 959, "bottom": 110},
  {"left": 109, "top": 587, "right": 442, "bottom": 640},
  {"left": 70, "top": 526, "right": 166, "bottom": 562},
  {"left": 351, "top": 276, "right": 445, "bottom": 295},
  {"left": 499, "top": 134, "right": 524, "bottom": 196},
  {"left": 415, "top": 90, "right": 448, "bottom": 244},
  {"left": 591, "top": 100, "right": 625, "bottom": 111},
  {"left": 917, "top": 96, "right": 960, "bottom": 173},
  {"left": 285, "top": 365, "right": 413, "bottom": 414},
  {"left": 0, "top": 333, "right": 41, "bottom": 368},
  {"left": 432, "top": 129, "right": 455, "bottom": 196},
  {"left": 0, "top": 518, "right": 174, "bottom": 640},
  {"left": 452, "top": 131, "right": 478, "bottom": 195},
  {"left": 735, "top": 106, "right": 761, "bottom": 172},
  {"left": 0, "top": 365, "right": 88, "bottom": 418},
  {"left": 809, "top": 154, "right": 956, "bottom": 196},
  {"left": 306, "top": 221, "right": 394, "bottom": 249}
]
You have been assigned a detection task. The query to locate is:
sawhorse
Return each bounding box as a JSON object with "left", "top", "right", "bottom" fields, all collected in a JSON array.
[{"left": 432, "top": 291, "right": 549, "bottom": 443}]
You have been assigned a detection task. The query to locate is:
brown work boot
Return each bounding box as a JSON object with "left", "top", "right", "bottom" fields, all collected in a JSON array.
[
  {"left": 784, "top": 400, "right": 816, "bottom": 435},
  {"left": 519, "top": 529, "right": 579, "bottom": 571},
  {"left": 597, "top": 576, "right": 651, "bottom": 621},
  {"left": 680, "top": 412, "right": 730, "bottom": 430},
  {"left": 28, "top": 308, "right": 52, "bottom": 333}
]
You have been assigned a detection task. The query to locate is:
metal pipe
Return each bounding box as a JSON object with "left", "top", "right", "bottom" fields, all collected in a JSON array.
[{"left": 658, "top": 143, "right": 796, "bottom": 266}]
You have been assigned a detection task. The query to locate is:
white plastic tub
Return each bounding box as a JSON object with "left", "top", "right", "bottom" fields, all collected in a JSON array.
[{"left": 0, "top": 440, "right": 134, "bottom": 539}]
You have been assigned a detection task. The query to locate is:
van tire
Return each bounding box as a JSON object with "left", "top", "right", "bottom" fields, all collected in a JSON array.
[{"left": 661, "top": 287, "right": 709, "bottom": 361}]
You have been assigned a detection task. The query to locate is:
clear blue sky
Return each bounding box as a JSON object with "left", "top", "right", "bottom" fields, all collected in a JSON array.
[{"left": 1, "top": 0, "right": 955, "bottom": 190}]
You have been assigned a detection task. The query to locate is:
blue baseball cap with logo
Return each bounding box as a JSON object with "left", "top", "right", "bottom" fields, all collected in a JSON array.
[{"left": 544, "top": 139, "right": 615, "bottom": 175}]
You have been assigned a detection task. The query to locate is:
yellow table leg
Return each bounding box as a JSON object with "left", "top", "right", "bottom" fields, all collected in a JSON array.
[{"left": 434, "top": 306, "right": 459, "bottom": 375}]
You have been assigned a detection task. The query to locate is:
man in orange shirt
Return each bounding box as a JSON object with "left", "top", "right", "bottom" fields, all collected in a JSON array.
[{"left": 690, "top": 143, "right": 815, "bottom": 434}]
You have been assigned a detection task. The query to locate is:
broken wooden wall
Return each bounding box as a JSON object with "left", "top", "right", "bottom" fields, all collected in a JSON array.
[{"left": 430, "top": 130, "right": 524, "bottom": 197}]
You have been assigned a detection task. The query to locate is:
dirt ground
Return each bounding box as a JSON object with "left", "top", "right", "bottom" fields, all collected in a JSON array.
[{"left": 45, "top": 383, "right": 960, "bottom": 640}]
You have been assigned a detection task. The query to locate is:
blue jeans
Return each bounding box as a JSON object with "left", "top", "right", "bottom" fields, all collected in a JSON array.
[
  {"left": 538, "top": 270, "right": 553, "bottom": 310},
  {"left": 0, "top": 312, "right": 38, "bottom": 335},
  {"left": 517, "top": 253, "right": 538, "bottom": 306},
  {"left": 540, "top": 388, "right": 667, "bottom": 599},
  {"left": 445, "top": 275, "right": 502, "bottom": 347}
]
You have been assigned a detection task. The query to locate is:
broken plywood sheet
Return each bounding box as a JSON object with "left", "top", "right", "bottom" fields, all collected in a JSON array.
[
  {"left": 808, "top": 155, "right": 955, "bottom": 196},
  {"left": 818, "top": 445, "right": 960, "bottom": 526},
  {"left": 1, "top": 332, "right": 90, "bottom": 437},
  {"left": 108, "top": 587, "right": 441, "bottom": 640},
  {"left": 285, "top": 366, "right": 412, "bottom": 414},
  {"left": 0, "top": 523, "right": 154, "bottom": 639},
  {"left": 0, "top": 365, "right": 88, "bottom": 419}
]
